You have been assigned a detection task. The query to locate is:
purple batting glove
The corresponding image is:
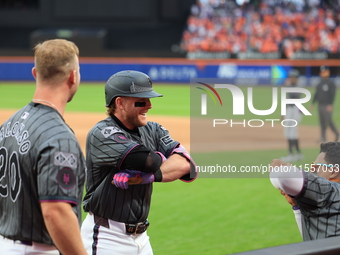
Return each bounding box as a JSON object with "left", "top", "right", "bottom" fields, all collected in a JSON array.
[
  {"left": 127, "top": 172, "right": 154, "bottom": 185},
  {"left": 140, "top": 172, "right": 155, "bottom": 184},
  {"left": 112, "top": 170, "right": 141, "bottom": 189}
]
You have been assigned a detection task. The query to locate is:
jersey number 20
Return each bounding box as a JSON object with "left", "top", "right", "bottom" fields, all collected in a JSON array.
[{"left": 0, "top": 147, "right": 21, "bottom": 202}]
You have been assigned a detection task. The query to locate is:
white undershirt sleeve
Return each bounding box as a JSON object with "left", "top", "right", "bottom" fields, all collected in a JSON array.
[{"left": 293, "top": 209, "right": 303, "bottom": 237}]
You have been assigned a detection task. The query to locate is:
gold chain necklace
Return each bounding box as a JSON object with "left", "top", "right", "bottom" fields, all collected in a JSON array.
[{"left": 32, "top": 99, "right": 58, "bottom": 111}]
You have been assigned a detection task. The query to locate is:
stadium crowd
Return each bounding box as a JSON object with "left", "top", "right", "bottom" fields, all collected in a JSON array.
[{"left": 180, "top": 0, "right": 340, "bottom": 58}]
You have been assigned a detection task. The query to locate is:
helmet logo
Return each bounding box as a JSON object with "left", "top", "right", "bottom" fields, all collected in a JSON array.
[
  {"left": 147, "top": 77, "right": 152, "bottom": 86},
  {"left": 130, "top": 82, "right": 153, "bottom": 94}
]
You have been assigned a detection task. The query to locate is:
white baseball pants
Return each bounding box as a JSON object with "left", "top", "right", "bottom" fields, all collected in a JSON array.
[
  {"left": 0, "top": 235, "right": 59, "bottom": 255},
  {"left": 81, "top": 213, "right": 153, "bottom": 255}
]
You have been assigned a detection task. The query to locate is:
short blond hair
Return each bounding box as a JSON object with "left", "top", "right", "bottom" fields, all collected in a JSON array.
[
  {"left": 106, "top": 97, "right": 117, "bottom": 116},
  {"left": 34, "top": 39, "right": 79, "bottom": 83}
]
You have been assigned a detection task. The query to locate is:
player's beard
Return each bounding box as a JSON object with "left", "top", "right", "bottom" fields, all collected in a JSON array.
[{"left": 126, "top": 112, "right": 147, "bottom": 129}]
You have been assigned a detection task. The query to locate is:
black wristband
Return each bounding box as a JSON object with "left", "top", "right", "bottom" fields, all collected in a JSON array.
[{"left": 153, "top": 168, "right": 163, "bottom": 182}]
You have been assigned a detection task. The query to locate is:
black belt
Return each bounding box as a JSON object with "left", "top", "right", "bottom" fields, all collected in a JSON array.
[
  {"left": 94, "top": 215, "right": 149, "bottom": 235},
  {"left": 3, "top": 237, "right": 33, "bottom": 246},
  {"left": 18, "top": 240, "right": 33, "bottom": 246}
]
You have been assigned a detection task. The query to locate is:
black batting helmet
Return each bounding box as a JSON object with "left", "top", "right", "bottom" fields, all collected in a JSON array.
[{"left": 105, "top": 70, "right": 163, "bottom": 107}]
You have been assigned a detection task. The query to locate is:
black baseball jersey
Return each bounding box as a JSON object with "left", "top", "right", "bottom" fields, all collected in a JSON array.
[
  {"left": 312, "top": 78, "right": 336, "bottom": 106},
  {"left": 83, "top": 115, "right": 179, "bottom": 224},
  {"left": 294, "top": 171, "right": 340, "bottom": 241},
  {"left": 0, "top": 102, "right": 86, "bottom": 245}
]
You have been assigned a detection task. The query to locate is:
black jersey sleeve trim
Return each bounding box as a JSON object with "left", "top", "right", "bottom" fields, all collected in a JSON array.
[
  {"left": 165, "top": 142, "right": 180, "bottom": 157},
  {"left": 39, "top": 196, "right": 78, "bottom": 205}
]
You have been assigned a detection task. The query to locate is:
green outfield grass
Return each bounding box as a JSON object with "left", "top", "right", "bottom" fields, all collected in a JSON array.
[
  {"left": 0, "top": 82, "right": 191, "bottom": 116},
  {"left": 0, "top": 82, "right": 336, "bottom": 254}
]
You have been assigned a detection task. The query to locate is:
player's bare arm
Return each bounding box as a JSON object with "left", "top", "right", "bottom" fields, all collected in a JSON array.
[
  {"left": 41, "top": 202, "right": 87, "bottom": 255},
  {"left": 159, "top": 153, "right": 191, "bottom": 182}
]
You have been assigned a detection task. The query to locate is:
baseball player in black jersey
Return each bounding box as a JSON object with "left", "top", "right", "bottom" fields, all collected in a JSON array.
[
  {"left": 81, "top": 70, "right": 196, "bottom": 254},
  {"left": 311, "top": 66, "right": 339, "bottom": 142},
  {"left": 270, "top": 142, "right": 340, "bottom": 241},
  {"left": 0, "top": 39, "right": 87, "bottom": 254}
]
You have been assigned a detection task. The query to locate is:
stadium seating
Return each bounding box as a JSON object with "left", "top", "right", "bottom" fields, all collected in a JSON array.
[{"left": 180, "top": 0, "right": 340, "bottom": 59}]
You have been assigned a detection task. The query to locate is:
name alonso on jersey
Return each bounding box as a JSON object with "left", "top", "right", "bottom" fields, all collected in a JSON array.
[{"left": 0, "top": 121, "right": 31, "bottom": 154}]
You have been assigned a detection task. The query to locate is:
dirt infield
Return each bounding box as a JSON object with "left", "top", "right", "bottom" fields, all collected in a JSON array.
[{"left": 0, "top": 109, "right": 327, "bottom": 153}]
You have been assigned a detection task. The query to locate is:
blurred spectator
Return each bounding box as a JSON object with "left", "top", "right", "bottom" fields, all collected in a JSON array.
[{"left": 180, "top": 0, "right": 340, "bottom": 58}]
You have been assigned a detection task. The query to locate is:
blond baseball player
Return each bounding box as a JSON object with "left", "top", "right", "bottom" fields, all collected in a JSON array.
[{"left": 81, "top": 70, "right": 197, "bottom": 254}]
